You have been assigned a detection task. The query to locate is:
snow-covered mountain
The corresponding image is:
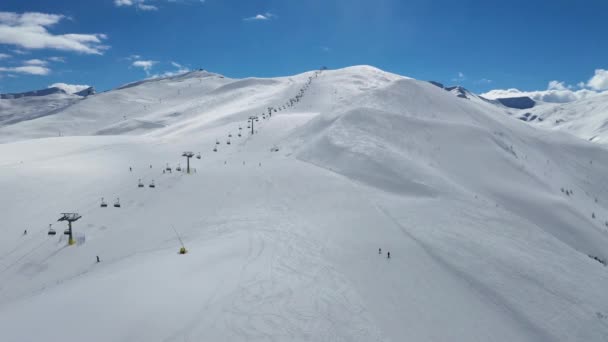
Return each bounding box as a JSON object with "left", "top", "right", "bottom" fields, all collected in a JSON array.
[
  {"left": 0, "top": 86, "right": 95, "bottom": 128},
  {"left": 1, "top": 66, "right": 608, "bottom": 341},
  {"left": 433, "top": 82, "right": 608, "bottom": 144},
  {"left": 508, "top": 93, "right": 608, "bottom": 144}
]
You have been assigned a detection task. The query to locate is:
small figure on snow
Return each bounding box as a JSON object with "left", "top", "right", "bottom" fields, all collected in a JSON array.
[
  {"left": 378, "top": 248, "right": 381, "bottom": 254},
  {"left": 23, "top": 229, "right": 27, "bottom": 235},
  {"left": 96, "top": 256, "right": 100, "bottom": 263},
  {"left": 387, "top": 252, "right": 391, "bottom": 259},
  {"left": 129, "top": 167, "right": 132, "bottom": 172}
]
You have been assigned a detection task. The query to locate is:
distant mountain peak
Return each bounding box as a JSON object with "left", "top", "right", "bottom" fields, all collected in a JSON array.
[
  {"left": 495, "top": 96, "right": 536, "bottom": 109},
  {"left": 0, "top": 87, "right": 67, "bottom": 99},
  {"left": 74, "top": 87, "right": 95, "bottom": 97}
]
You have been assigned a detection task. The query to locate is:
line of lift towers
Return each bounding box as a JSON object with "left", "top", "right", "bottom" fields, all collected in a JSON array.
[
  {"left": 47, "top": 151, "right": 198, "bottom": 247},
  {"left": 48, "top": 66, "right": 326, "bottom": 248}
]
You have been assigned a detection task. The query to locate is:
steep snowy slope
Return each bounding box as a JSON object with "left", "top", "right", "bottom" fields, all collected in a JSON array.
[{"left": 1, "top": 66, "right": 608, "bottom": 341}]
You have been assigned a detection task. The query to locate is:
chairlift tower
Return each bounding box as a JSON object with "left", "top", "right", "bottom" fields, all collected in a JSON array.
[
  {"left": 182, "top": 151, "right": 195, "bottom": 174},
  {"left": 58, "top": 213, "right": 81, "bottom": 246},
  {"left": 249, "top": 116, "right": 258, "bottom": 135}
]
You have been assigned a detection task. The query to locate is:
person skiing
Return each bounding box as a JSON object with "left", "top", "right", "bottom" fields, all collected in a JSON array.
[
  {"left": 129, "top": 167, "right": 132, "bottom": 172},
  {"left": 378, "top": 248, "right": 381, "bottom": 254},
  {"left": 387, "top": 251, "right": 391, "bottom": 259},
  {"left": 23, "top": 229, "right": 27, "bottom": 235},
  {"left": 96, "top": 256, "right": 100, "bottom": 263}
]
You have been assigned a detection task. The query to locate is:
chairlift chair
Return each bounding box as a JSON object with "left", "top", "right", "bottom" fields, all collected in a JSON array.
[
  {"left": 216, "top": 140, "right": 220, "bottom": 145},
  {"left": 114, "top": 198, "right": 121, "bottom": 208},
  {"left": 228, "top": 133, "right": 232, "bottom": 137},
  {"left": 238, "top": 133, "right": 241, "bottom": 137},
  {"left": 196, "top": 153, "right": 201, "bottom": 159},
  {"left": 176, "top": 164, "right": 182, "bottom": 172},
  {"left": 227, "top": 140, "right": 231, "bottom": 145},
  {"left": 64, "top": 229, "right": 70, "bottom": 235},
  {"left": 239, "top": 126, "right": 242, "bottom": 130},
  {"left": 213, "top": 147, "right": 217, "bottom": 152},
  {"left": 138, "top": 179, "right": 144, "bottom": 188},
  {"left": 48, "top": 224, "right": 56, "bottom": 236},
  {"left": 149, "top": 180, "right": 155, "bottom": 188},
  {"left": 100, "top": 197, "right": 108, "bottom": 207}
]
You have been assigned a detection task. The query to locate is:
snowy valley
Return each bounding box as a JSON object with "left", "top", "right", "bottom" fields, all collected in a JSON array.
[{"left": 1, "top": 66, "right": 608, "bottom": 341}]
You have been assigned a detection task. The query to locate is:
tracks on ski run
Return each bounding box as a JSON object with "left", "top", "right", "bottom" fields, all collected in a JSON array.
[{"left": 164, "top": 165, "right": 383, "bottom": 342}]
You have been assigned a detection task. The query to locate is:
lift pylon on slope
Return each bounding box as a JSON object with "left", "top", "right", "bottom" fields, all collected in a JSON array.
[
  {"left": 182, "top": 151, "right": 195, "bottom": 174},
  {"left": 57, "top": 213, "right": 81, "bottom": 246}
]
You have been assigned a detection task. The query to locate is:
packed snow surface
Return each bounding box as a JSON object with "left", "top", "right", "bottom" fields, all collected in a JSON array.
[{"left": 1, "top": 66, "right": 608, "bottom": 341}]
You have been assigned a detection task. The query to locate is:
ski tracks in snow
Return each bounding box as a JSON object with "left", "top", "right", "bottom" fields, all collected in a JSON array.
[{"left": 165, "top": 163, "right": 383, "bottom": 341}]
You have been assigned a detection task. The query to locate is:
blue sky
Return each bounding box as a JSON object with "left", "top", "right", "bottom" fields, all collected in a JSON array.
[{"left": 1, "top": 0, "right": 607, "bottom": 97}]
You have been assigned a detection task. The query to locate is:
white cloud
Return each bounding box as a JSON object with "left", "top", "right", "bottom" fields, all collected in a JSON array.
[
  {"left": 24, "top": 58, "right": 47, "bottom": 66},
  {"left": 0, "top": 65, "right": 50, "bottom": 75},
  {"left": 48, "top": 56, "right": 65, "bottom": 63},
  {"left": 451, "top": 71, "right": 466, "bottom": 82},
  {"left": 244, "top": 12, "right": 276, "bottom": 21},
  {"left": 170, "top": 61, "right": 189, "bottom": 73},
  {"left": 148, "top": 61, "right": 190, "bottom": 78},
  {"left": 475, "top": 78, "right": 492, "bottom": 84},
  {"left": 125, "top": 54, "right": 141, "bottom": 61},
  {"left": 132, "top": 60, "right": 157, "bottom": 75},
  {"left": 481, "top": 87, "right": 600, "bottom": 103},
  {"left": 138, "top": 4, "right": 158, "bottom": 11},
  {"left": 115, "top": 0, "right": 204, "bottom": 11},
  {"left": 0, "top": 12, "right": 108, "bottom": 54},
  {"left": 115, "top": 1, "right": 158, "bottom": 11},
  {"left": 548, "top": 80, "right": 567, "bottom": 91},
  {"left": 49, "top": 82, "right": 90, "bottom": 94},
  {"left": 587, "top": 69, "right": 608, "bottom": 91},
  {"left": 481, "top": 68, "right": 608, "bottom": 104},
  {"left": 0, "top": 52, "right": 10, "bottom": 59}
]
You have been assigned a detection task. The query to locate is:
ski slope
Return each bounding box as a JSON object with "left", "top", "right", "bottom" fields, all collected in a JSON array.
[{"left": 1, "top": 66, "right": 608, "bottom": 341}]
